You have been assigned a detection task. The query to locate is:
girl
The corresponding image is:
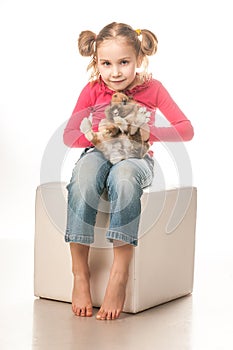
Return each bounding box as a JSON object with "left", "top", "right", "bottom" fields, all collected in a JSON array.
[{"left": 63, "top": 22, "right": 194, "bottom": 321}]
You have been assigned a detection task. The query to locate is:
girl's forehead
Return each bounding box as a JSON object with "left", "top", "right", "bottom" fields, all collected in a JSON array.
[
  {"left": 99, "top": 37, "right": 126, "bottom": 45},
  {"left": 97, "top": 38, "right": 135, "bottom": 57}
]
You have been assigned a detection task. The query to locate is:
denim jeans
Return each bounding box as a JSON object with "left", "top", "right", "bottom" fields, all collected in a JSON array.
[{"left": 65, "top": 148, "right": 154, "bottom": 246}]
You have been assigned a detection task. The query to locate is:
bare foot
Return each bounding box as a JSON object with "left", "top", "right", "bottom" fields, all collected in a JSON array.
[
  {"left": 96, "top": 271, "right": 128, "bottom": 320},
  {"left": 72, "top": 273, "right": 93, "bottom": 317}
]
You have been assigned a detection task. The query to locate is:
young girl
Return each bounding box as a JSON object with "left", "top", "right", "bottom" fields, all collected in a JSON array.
[{"left": 63, "top": 22, "right": 194, "bottom": 321}]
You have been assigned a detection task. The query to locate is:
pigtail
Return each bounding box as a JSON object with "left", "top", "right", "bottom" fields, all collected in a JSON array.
[
  {"left": 139, "top": 29, "right": 158, "bottom": 56},
  {"left": 78, "top": 30, "right": 96, "bottom": 57}
]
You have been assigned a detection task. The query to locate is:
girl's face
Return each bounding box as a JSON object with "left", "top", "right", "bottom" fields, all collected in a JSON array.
[{"left": 97, "top": 38, "right": 141, "bottom": 91}]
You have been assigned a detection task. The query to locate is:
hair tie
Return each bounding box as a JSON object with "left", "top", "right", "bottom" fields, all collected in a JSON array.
[{"left": 135, "top": 29, "right": 141, "bottom": 36}]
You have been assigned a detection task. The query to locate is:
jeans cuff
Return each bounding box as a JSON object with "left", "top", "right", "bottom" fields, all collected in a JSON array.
[
  {"left": 64, "top": 234, "right": 94, "bottom": 245},
  {"left": 106, "top": 230, "right": 138, "bottom": 247}
]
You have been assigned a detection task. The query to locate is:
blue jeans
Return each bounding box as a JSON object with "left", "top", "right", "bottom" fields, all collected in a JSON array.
[{"left": 65, "top": 148, "right": 154, "bottom": 246}]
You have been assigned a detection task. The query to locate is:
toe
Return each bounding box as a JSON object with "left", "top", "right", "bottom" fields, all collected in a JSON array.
[
  {"left": 106, "top": 311, "right": 112, "bottom": 320},
  {"left": 111, "top": 310, "right": 118, "bottom": 320},
  {"left": 86, "top": 306, "right": 93, "bottom": 317},
  {"left": 96, "top": 309, "right": 103, "bottom": 320},
  {"left": 101, "top": 311, "right": 108, "bottom": 320},
  {"left": 96, "top": 309, "right": 107, "bottom": 320},
  {"left": 81, "top": 307, "right": 86, "bottom": 317},
  {"left": 116, "top": 309, "right": 121, "bottom": 319},
  {"left": 75, "top": 307, "right": 81, "bottom": 316}
]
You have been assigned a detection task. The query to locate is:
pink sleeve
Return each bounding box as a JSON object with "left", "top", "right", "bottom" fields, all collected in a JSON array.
[
  {"left": 150, "top": 83, "right": 194, "bottom": 142},
  {"left": 63, "top": 84, "right": 93, "bottom": 148}
]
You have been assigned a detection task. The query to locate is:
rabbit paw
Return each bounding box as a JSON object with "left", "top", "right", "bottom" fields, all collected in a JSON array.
[
  {"left": 136, "top": 107, "right": 151, "bottom": 124},
  {"left": 113, "top": 116, "right": 128, "bottom": 131},
  {"left": 80, "top": 118, "right": 92, "bottom": 134}
]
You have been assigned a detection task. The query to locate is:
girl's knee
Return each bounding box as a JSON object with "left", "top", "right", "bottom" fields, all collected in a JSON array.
[
  {"left": 107, "top": 163, "right": 142, "bottom": 202},
  {"left": 109, "top": 161, "right": 136, "bottom": 183}
]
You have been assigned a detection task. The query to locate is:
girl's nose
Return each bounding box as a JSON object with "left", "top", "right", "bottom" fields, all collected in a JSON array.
[{"left": 111, "top": 66, "right": 121, "bottom": 77}]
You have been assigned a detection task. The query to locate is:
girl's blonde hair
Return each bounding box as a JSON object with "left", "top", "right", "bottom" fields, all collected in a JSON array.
[{"left": 77, "top": 22, "right": 158, "bottom": 82}]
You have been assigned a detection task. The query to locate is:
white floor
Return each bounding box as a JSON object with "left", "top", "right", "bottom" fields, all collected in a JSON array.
[{"left": 0, "top": 239, "right": 232, "bottom": 350}]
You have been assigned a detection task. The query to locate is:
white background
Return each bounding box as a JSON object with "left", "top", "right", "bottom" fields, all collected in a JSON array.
[{"left": 0, "top": 0, "right": 232, "bottom": 259}]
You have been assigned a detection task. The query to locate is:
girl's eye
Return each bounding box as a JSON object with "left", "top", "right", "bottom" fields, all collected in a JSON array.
[
  {"left": 121, "top": 60, "right": 129, "bottom": 65},
  {"left": 102, "top": 61, "right": 110, "bottom": 66}
]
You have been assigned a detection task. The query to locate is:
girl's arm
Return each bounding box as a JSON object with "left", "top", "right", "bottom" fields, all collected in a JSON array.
[
  {"left": 63, "top": 84, "right": 93, "bottom": 148},
  {"left": 150, "top": 82, "right": 194, "bottom": 142}
]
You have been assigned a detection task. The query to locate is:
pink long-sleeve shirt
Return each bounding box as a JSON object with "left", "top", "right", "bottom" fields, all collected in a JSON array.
[{"left": 63, "top": 77, "right": 194, "bottom": 148}]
